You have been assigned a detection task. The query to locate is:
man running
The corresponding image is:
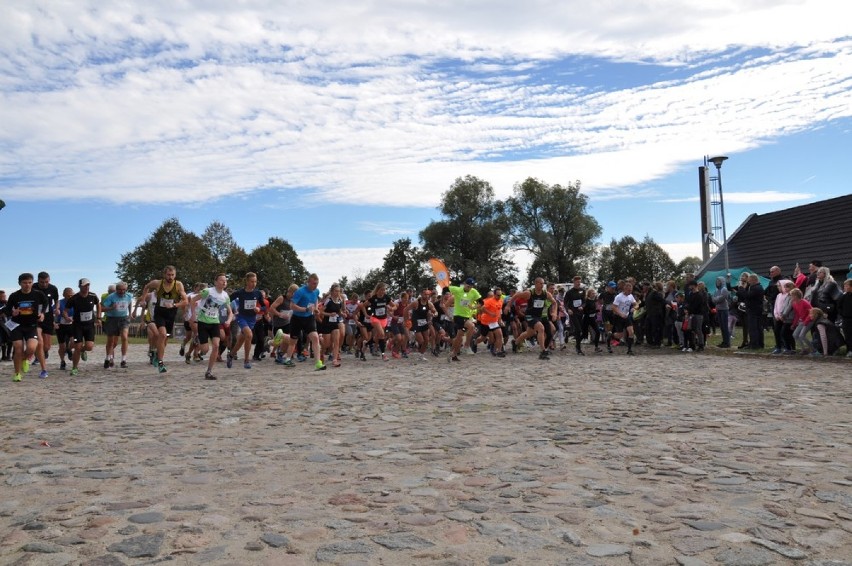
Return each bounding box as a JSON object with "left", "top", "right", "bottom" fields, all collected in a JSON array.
[
  {"left": 446, "top": 277, "right": 482, "bottom": 362},
  {"left": 64, "top": 278, "right": 101, "bottom": 376},
  {"left": 138, "top": 266, "right": 188, "bottom": 374},
  {"left": 228, "top": 272, "right": 263, "bottom": 370},
  {"left": 284, "top": 274, "right": 326, "bottom": 371},
  {"left": 509, "top": 278, "right": 557, "bottom": 360},
  {"left": 3, "top": 273, "right": 49, "bottom": 381},
  {"left": 102, "top": 281, "right": 132, "bottom": 368},
  {"left": 191, "top": 273, "right": 233, "bottom": 380}
]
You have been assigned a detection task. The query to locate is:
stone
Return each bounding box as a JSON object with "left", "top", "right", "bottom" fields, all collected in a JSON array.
[
  {"left": 106, "top": 533, "right": 164, "bottom": 558},
  {"left": 372, "top": 532, "right": 435, "bottom": 550},
  {"left": 261, "top": 533, "right": 291, "bottom": 548},
  {"left": 127, "top": 512, "right": 164, "bottom": 524},
  {"left": 315, "top": 540, "right": 373, "bottom": 562},
  {"left": 751, "top": 538, "right": 808, "bottom": 559},
  {"left": 585, "top": 544, "right": 631, "bottom": 557},
  {"left": 22, "top": 541, "right": 63, "bottom": 553}
]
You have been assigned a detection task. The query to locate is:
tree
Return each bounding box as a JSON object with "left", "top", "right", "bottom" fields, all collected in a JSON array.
[
  {"left": 420, "top": 175, "right": 518, "bottom": 291},
  {"left": 348, "top": 268, "right": 385, "bottom": 295},
  {"left": 201, "top": 221, "right": 248, "bottom": 280},
  {"left": 596, "top": 235, "right": 677, "bottom": 283},
  {"left": 246, "top": 237, "right": 309, "bottom": 297},
  {"left": 675, "top": 256, "right": 703, "bottom": 278},
  {"left": 116, "top": 218, "right": 215, "bottom": 293},
  {"left": 381, "top": 238, "right": 433, "bottom": 295},
  {"left": 505, "top": 177, "right": 601, "bottom": 284}
]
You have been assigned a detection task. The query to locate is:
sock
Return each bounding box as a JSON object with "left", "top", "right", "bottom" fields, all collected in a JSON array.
[
  {"left": 379, "top": 339, "right": 386, "bottom": 353},
  {"left": 627, "top": 337, "right": 634, "bottom": 351}
]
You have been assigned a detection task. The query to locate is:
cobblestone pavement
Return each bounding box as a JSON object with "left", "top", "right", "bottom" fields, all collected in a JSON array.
[{"left": 1, "top": 345, "right": 850, "bottom": 565}]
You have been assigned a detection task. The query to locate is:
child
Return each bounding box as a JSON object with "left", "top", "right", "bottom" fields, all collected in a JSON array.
[
  {"left": 810, "top": 307, "right": 844, "bottom": 357},
  {"left": 789, "top": 288, "right": 813, "bottom": 354}
]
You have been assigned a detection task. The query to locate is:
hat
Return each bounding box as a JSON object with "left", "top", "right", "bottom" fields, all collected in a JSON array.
[
  {"left": 607, "top": 281, "right": 617, "bottom": 288},
  {"left": 464, "top": 277, "right": 476, "bottom": 285},
  {"left": 79, "top": 278, "right": 91, "bottom": 287}
]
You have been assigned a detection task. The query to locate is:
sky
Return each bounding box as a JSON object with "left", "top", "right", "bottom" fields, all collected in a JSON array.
[{"left": 1, "top": 0, "right": 850, "bottom": 295}]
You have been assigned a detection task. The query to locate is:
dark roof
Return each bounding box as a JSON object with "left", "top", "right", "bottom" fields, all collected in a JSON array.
[{"left": 697, "top": 194, "right": 852, "bottom": 278}]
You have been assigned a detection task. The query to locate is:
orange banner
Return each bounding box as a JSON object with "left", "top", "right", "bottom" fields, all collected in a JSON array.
[{"left": 429, "top": 258, "right": 450, "bottom": 288}]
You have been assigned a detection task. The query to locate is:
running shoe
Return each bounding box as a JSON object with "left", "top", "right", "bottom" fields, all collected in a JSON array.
[
  {"left": 297, "top": 354, "right": 307, "bottom": 362},
  {"left": 382, "top": 353, "right": 389, "bottom": 362},
  {"left": 332, "top": 359, "right": 341, "bottom": 367},
  {"left": 179, "top": 345, "right": 185, "bottom": 356},
  {"left": 226, "top": 353, "right": 233, "bottom": 369},
  {"left": 158, "top": 362, "right": 167, "bottom": 374},
  {"left": 120, "top": 360, "right": 127, "bottom": 368},
  {"left": 273, "top": 329, "right": 284, "bottom": 347},
  {"left": 282, "top": 359, "right": 296, "bottom": 367},
  {"left": 627, "top": 350, "right": 635, "bottom": 356},
  {"left": 244, "top": 361, "right": 252, "bottom": 369},
  {"left": 185, "top": 353, "right": 191, "bottom": 364},
  {"left": 39, "top": 370, "right": 48, "bottom": 379},
  {"left": 81, "top": 351, "right": 87, "bottom": 361},
  {"left": 60, "top": 360, "right": 66, "bottom": 370},
  {"left": 70, "top": 368, "right": 79, "bottom": 376},
  {"left": 22, "top": 359, "right": 30, "bottom": 374},
  {"left": 315, "top": 360, "right": 327, "bottom": 371},
  {"left": 104, "top": 358, "right": 110, "bottom": 369},
  {"left": 205, "top": 371, "right": 217, "bottom": 380},
  {"left": 12, "top": 373, "right": 22, "bottom": 382},
  {"left": 449, "top": 355, "right": 460, "bottom": 362},
  {"left": 109, "top": 359, "right": 114, "bottom": 367},
  {"left": 538, "top": 351, "right": 550, "bottom": 360},
  {"left": 359, "top": 351, "right": 366, "bottom": 361},
  {"left": 496, "top": 351, "right": 506, "bottom": 358}
]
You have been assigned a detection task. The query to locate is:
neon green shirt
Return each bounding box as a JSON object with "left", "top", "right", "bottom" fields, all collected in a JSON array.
[{"left": 448, "top": 285, "right": 481, "bottom": 319}]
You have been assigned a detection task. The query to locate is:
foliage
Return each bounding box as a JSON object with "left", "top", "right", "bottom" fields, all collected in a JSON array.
[
  {"left": 246, "top": 237, "right": 309, "bottom": 297},
  {"left": 380, "top": 238, "right": 433, "bottom": 295},
  {"left": 116, "top": 218, "right": 215, "bottom": 293},
  {"left": 419, "top": 175, "right": 518, "bottom": 291},
  {"left": 505, "top": 177, "right": 601, "bottom": 285},
  {"left": 201, "top": 221, "right": 249, "bottom": 280},
  {"left": 675, "top": 256, "right": 704, "bottom": 278},
  {"left": 596, "top": 235, "right": 677, "bottom": 283},
  {"left": 348, "top": 268, "right": 385, "bottom": 296}
]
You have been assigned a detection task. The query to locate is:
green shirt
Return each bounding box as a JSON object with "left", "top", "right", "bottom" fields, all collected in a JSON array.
[
  {"left": 448, "top": 285, "right": 481, "bottom": 319},
  {"left": 196, "top": 287, "right": 230, "bottom": 325}
]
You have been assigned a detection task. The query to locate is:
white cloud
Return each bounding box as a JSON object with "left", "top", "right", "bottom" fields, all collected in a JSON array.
[
  {"left": 658, "top": 191, "right": 816, "bottom": 204},
  {"left": 1, "top": 2, "right": 850, "bottom": 207},
  {"left": 659, "top": 242, "right": 703, "bottom": 264},
  {"left": 297, "top": 247, "right": 388, "bottom": 289}
]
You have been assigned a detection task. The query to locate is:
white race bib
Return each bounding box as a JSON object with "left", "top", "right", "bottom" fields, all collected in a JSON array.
[
  {"left": 80, "top": 311, "right": 93, "bottom": 322},
  {"left": 533, "top": 299, "right": 545, "bottom": 308},
  {"left": 374, "top": 307, "right": 386, "bottom": 317},
  {"left": 572, "top": 299, "right": 582, "bottom": 308},
  {"left": 243, "top": 299, "right": 257, "bottom": 311},
  {"left": 5, "top": 320, "right": 19, "bottom": 331},
  {"left": 202, "top": 305, "right": 220, "bottom": 318},
  {"left": 488, "top": 322, "right": 500, "bottom": 330},
  {"left": 417, "top": 319, "right": 427, "bottom": 327},
  {"left": 327, "top": 315, "right": 339, "bottom": 323},
  {"left": 159, "top": 298, "right": 175, "bottom": 308}
]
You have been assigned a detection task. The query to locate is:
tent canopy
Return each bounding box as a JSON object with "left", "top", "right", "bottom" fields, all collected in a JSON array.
[{"left": 697, "top": 267, "right": 771, "bottom": 290}]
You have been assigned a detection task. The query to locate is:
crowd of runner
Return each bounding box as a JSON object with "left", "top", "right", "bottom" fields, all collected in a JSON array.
[{"left": 2, "top": 261, "right": 851, "bottom": 382}]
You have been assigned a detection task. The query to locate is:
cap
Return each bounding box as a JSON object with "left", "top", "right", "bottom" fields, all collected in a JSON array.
[
  {"left": 464, "top": 277, "right": 476, "bottom": 285},
  {"left": 79, "top": 278, "right": 91, "bottom": 287},
  {"left": 607, "top": 281, "right": 617, "bottom": 288}
]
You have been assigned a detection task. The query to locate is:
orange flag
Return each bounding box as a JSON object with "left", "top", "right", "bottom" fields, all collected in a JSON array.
[{"left": 429, "top": 258, "right": 450, "bottom": 288}]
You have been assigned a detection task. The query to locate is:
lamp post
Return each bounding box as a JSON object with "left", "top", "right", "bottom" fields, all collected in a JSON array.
[{"left": 708, "top": 156, "right": 729, "bottom": 278}]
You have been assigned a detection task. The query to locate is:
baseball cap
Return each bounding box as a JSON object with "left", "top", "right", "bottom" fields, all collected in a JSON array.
[
  {"left": 607, "top": 281, "right": 617, "bottom": 288},
  {"left": 465, "top": 277, "right": 476, "bottom": 285},
  {"left": 79, "top": 278, "right": 91, "bottom": 287}
]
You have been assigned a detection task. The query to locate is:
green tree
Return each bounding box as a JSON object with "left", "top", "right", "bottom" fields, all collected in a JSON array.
[
  {"left": 675, "top": 256, "right": 703, "bottom": 278},
  {"left": 116, "top": 217, "right": 214, "bottom": 293},
  {"left": 420, "top": 175, "right": 518, "bottom": 290},
  {"left": 201, "top": 221, "right": 248, "bottom": 280},
  {"left": 348, "top": 268, "right": 385, "bottom": 295},
  {"left": 381, "top": 238, "right": 432, "bottom": 295},
  {"left": 596, "top": 235, "right": 677, "bottom": 283},
  {"left": 505, "top": 177, "right": 601, "bottom": 284},
  {"left": 246, "top": 237, "right": 309, "bottom": 297}
]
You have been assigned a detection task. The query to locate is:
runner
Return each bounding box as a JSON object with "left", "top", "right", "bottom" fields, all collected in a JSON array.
[
  {"left": 190, "top": 273, "right": 233, "bottom": 380},
  {"left": 137, "top": 265, "right": 188, "bottom": 374},
  {"left": 65, "top": 278, "right": 101, "bottom": 376},
  {"left": 228, "top": 272, "right": 263, "bottom": 370},
  {"left": 612, "top": 281, "right": 637, "bottom": 355},
  {"left": 35, "top": 272, "right": 60, "bottom": 374},
  {"left": 269, "top": 284, "right": 297, "bottom": 364},
  {"left": 180, "top": 282, "right": 205, "bottom": 364},
  {"left": 564, "top": 276, "right": 586, "bottom": 355},
  {"left": 56, "top": 288, "right": 74, "bottom": 370},
  {"left": 405, "top": 289, "right": 438, "bottom": 360},
  {"left": 285, "top": 274, "right": 326, "bottom": 371},
  {"left": 480, "top": 288, "right": 506, "bottom": 357},
  {"left": 318, "top": 283, "right": 345, "bottom": 367},
  {"left": 2, "top": 273, "right": 49, "bottom": 381},
  {"left": 358, "top": 282, "right": 392, "bottom": 361},
  {"left": 388, "top": 291, "right": 409, "bottom": 359},
  {"left": 446, "top": 277, "right": 482, "bottom": 362},
  {"left": 102, "top": 281, "right": 132, "bottom": 368},
  {"left": 508, "top": 278, "right": 557, "bottom": 360}
]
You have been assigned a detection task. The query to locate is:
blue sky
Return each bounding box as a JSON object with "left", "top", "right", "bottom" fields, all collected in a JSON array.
[{"left": 1, "top": 1, "right": 850, "bottom": 295}]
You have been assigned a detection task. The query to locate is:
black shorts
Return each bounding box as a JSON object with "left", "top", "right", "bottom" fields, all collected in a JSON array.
[
  {"left": 290, "top": 315, "right": 317, "bottom": 339},
  {"left": 612, "top": 316, "right": 630, "bottom": 333},
  {"left": 272, "top": 323, "right": 291, "bottom": 336},
  {"left": 318, "top": 320, "right": 340, "bottom": 335},
  {"left": 154, "top": 309, "right": 177, "bottom": 335},
  {"left": 57, "top": 324, "right": 74, "bottom": 343},
  {"left": 10, "top": 325, "right": 39, "bottom": 342},
  {"left": 453, "top": 316, "right": 471, "bottom": 333},
  {"left": 183, "top": 320, "right": 193, "bottom": 332},
  {"left": 412, "top": 318, "right": 430, "bottom": 333},
  {"left": 197, "top": 322, "right": 220, "bottom": 344},
  {"left": 73, "top": 323, "right": 96, "bottom": 343},
  {"left": 39, "top": 319, "right": 56, "bottom": 335}
]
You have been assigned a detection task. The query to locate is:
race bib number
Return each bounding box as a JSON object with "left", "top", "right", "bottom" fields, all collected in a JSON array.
[
  {"left": 572, "top": 300, "right": 582, "bottom": 308},
  {"left": 488, "top": 322, "right": 500, "bottom": 330},
  {"left": 115, "top": 301, "right": 129, "bottom": 312},
  {"left": 533, "top": 299, "right": 545, "bottom": 308},
  {"left": 440, "top": 314, "right": 450, "bottom": 321},
  {"left": 5, "top": 320, "right": 19, "bottom": 331},
  {"left": 281, "top": 310, "right": 292, "bottom": 321},
  {"left": 460, "top": 298, "right": 470, "bottom": 307},
  {"left": 159, "top": 298, "right": 175, "bottom": 308},
  {"left": 243, "top": 299, "right": 257, "bottom": 311},
  {"left": 374, "top": 307, "right": 386, "bottom": 317},
  {"left": 80, "top": 311, "right": 93, "bottom": 322},
  {"left": 201, "top": 305, "right": 220, "bottom": 318},
  {"left": 396, "top": 316, "right": 404, "bottom": 324},
  {"left": 605, "top": 304, "right": 613, "bottom": 311},
  {"left": 327, "top": 315, "right": 339, "bottom": 323},
  {"left": 417, "top": 319, "right": 427, "bottom": 327}
]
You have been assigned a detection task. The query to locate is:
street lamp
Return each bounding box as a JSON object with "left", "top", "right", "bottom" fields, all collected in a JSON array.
[{"left": 708, "top": 156, "right": 729, "bottom": 278}]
